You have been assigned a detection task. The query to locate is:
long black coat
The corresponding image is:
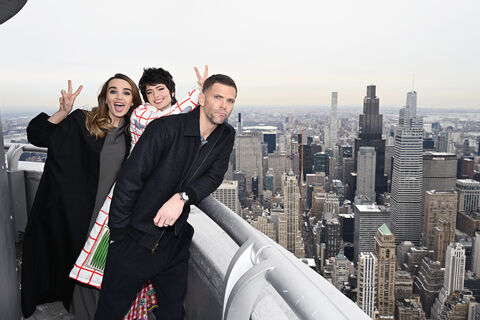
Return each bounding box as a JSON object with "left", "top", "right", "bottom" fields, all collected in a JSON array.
[{"left": 21, "top": 110, "right": 130, "bottom": 317}]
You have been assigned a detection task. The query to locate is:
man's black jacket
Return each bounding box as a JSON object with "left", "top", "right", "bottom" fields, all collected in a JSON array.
[{"left": 109, "top": 107, "right": 235, "bottom": 249}]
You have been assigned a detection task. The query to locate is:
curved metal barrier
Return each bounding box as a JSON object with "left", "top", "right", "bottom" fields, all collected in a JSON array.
[{"left": 197, "top": 196, "right": 370, "bottom": 320}]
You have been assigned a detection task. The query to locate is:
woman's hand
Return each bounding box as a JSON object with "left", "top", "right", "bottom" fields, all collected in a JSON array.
[
  {"left": 194, "top": 65, "right": 208, "bottom": 90},
  {"left": 48, "top": 80, "right": 83, "bottom": 124}
]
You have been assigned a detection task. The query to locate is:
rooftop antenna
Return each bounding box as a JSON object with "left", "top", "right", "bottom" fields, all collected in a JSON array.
[{"left": 412, "top": 73, "right": 415, "bottom": 91}]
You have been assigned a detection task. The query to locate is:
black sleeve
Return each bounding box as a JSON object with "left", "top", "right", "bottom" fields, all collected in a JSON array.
[
  {"left": 181, "top": 128, "right": 235, "bottom": 205},
  {"left": 27, "top": 112, "right": 59, "bottom": 147},
  {"left": 109, "top": 121, "right": 166, "bottom": 241}
]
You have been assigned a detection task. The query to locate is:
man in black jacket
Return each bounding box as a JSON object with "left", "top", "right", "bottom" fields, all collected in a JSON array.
[{"left": 95, "top": 74, "right": 237, "bottom": 319}]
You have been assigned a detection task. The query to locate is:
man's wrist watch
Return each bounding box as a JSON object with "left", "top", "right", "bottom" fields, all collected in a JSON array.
[{"left": 179, "top": 192, "right": 189, "bottom": 204}]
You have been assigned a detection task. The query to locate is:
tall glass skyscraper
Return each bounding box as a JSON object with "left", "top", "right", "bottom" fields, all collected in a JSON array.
[{"left": 390, "top": 91, "right": 424, "bottom": 245}]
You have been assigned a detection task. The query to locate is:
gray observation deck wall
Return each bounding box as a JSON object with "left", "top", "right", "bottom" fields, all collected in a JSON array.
[{"left": 2, "top": 142, "right": 369, "bottom": 319}]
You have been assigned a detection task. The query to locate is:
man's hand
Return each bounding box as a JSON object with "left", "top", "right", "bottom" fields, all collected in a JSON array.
[
  {"left": 153, "top": 193, "right": 185, "bottom": 227},
  {"left": 194, "top": 65, "right": 208, "bottom": 89}
]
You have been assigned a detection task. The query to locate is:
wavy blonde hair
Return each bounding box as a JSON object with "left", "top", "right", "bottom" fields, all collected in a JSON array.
[{"left": 85, "top": 73, "right": 142, "bottom": 139}]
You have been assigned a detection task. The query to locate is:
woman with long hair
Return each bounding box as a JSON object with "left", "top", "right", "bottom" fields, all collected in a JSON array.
[{"left": 21, "top": 74, "right": 142, "bottom": 319}]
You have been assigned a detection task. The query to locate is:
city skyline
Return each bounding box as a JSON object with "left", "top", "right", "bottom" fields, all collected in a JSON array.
[{"left": 1, "top": 0, "right": 480, "bottom": 110}]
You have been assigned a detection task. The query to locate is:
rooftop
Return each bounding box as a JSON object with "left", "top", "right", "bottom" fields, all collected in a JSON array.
[{"left": 378, "top": 223, "right": 392, "bottom": 235}]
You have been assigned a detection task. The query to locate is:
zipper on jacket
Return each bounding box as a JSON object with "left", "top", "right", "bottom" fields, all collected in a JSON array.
[
  {"left": 152, "top": 141, "right": 204, "bottom": 254},
  {"left": 151, "top": 229, "right": 166, "bottom": 254},
  {"left": 177, "top": 142, "right": 204, "bottom": 191}
]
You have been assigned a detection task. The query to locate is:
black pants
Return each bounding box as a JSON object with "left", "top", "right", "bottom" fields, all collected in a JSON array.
[{"left": 95, "top": 224, "right": 194, "bottom": 320}]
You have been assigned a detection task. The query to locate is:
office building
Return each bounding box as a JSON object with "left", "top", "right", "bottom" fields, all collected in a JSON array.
[
  {"left": 423, "top": 190, "right": 457, "bottom": 266},
  {"left": 456, "top": 179, "right": 480, "bottom": 213},
  {"left": 354, "top": 85, "right": 387, "bottom": 198},
  {"left": 314, "top": 152, "right": 329, "bottom": 174},
  {"left": 395, "top": 271, "right": 414, "bottom": 301},
  {"left": 232, "top": 171, "right": 246, "bottom": 205},
  {"left": 267, "top": 152, "right": 288, "bottom": 194},
  {"left": 211, "top": 180, "right": 241, "bottom": 216},
  {"left": 353, "top": 204, "right": 390, "bottom": 262},
  {"left": 357, "top": 252, "right": 377, "bottom": 318},
  {"left": 235, "top": 132, "right": 263, "bottom": 193},
  {"left": 328, "top": 92, "right": 338, "bottom": 149},
  {"left": 332, "top": 253, "right": 350, "bottom": 290},
  {"left": 414, "top": 257, "right": 444, "bottom": 318},
  {"left": 391, "top": 91, "right": 424, "bottom": 245},
  {"left": 283, "top": 171, "right": 303, "bottom": 256},
  {"left": 374, "top": 224, "right": 396, "bottom": 318},
  {"left": 326, "top": 219, "right": 342, "bottom": 259},
  {"left": 395, "top": 296, "right": 426, "bottom": 320},
  {"left": 431, "top": 243, "right": 466, "bottom": 319},
  {"left": 356, "top": 146, "right": 376, "bottom": 202},
  {"left": 251, "top": 216, "right": 276, "bottom": 242}
]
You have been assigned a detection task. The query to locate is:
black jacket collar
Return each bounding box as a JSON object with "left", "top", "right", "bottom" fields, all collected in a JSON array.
[{"left": 183, "top": 106, "right": 226, "bottom": 140}]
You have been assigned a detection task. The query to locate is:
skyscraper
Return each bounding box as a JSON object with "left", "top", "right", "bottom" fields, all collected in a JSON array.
[
  {"left": 237, "top": 112, "right": 243, "bottom": 135},
  {"left": 251, "top": 216, "right": 276, "bottom": 242},
  {"left": 325, "top": 219, "right": 342, "bottom": 259},
  {"left": 211, "top": 180, "right": 241, "bottom": 216},
  {"left": 332, "top": 253, "right": 349, "bottom": 290},
  {"left": 357, "top": 252, "right": 377, "bottom": 318},
  {"left": 431, "top": 243, "right": 466, "bottom": 319},
  {"left": 283, "top": 171, "right": 303, "bottom": 256},
  {"left": 329, "top": 92, "right": 338, "bottom": 149},
  {"left": 267, "top": 152, "right": 288, "bottom": 194},
  {"left": 354, "top": 85, "right": 387, "bottom": 199},
  {"left": 422, "top": 152, "right": 457, "bottom": 192},
  {"left": 235, "top": 132, "right": 263, "bottom": 193},
  {"left": 414, "top": 257, "right": 444, "bottom": 318},
  {"left": 423, "top": 190, "right": 457, "bottom": 266},
  {"left": 232, "top": 171, "right": 246, "bottom": 205},
  {"left": 472, "top": 231, "right": 480, "bottom": 277},
  {"left": 314, "top": 152, "right": 329, "bottom": 174},
  {"left": 356, "top": 147, "right": 376, "bottom": 203},
  {"left": 391, "top": 91, "right": 424, "bottom": 245},
  {"left": 374, "top": 224, "right": 396, "bottom": 318},
  {"left": 456, "top": 179, "right": 480, "bottom": 213},
  {"left": 353, "top": 204, "right": 390, "bottom": 262}
]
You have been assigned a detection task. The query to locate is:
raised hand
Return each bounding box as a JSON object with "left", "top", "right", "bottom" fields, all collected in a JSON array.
[
  {"left": 48, "top": 80, "right": 83, "bottom": 124},
  {"left": 194, "top": 65, "right": 209, "bottom": 89},
  {"left": 60, "top": 80, "right": 83, "bottom": 115}
]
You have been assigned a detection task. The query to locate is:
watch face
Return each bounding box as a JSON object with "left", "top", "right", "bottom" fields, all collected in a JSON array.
[{"left": 181, "top": 192, "right": 189, "bottom": 201}]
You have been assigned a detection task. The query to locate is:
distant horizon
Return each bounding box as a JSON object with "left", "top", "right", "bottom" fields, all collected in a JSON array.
[{"left": 2, "top": 104, "right": 479, "bottom": 119}]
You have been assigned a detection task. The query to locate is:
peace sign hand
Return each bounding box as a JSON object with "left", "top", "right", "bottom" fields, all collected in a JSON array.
[
  {"left": 60, "top": 80, "right": 83, "bottom": 115},
  {"left": 48, "top": 80, "right": 83, "bottom": 124},
  {"left": 194, "top": 65, "right": 209, "bottom": 90}
]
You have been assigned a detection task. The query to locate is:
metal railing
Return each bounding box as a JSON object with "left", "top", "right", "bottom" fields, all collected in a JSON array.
[
  {"left": 4, "top": 142, "right": 47, "bottom": 171},
  {"left": 197, "top": 196, "right": 369, "bottom": 320}
]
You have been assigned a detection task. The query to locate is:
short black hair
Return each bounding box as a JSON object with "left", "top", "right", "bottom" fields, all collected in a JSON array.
[
  {"left": 202, "top": 74, "right": 237, "bottom": 97},
  {"left": 138, "top": 67, "right": 177, "bottom": 104}
]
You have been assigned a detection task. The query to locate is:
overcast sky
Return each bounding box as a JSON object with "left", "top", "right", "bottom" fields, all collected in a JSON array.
[{"left": 1, "top": 0, "right": 479, "bottom": 111}]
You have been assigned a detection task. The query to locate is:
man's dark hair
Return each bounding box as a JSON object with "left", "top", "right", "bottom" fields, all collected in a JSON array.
[
  {"left": 138, "top": 67, "right": 177, "bottom": 104},
  {"left": 202, "top": 74, "right": 237, "bottom": 96}
]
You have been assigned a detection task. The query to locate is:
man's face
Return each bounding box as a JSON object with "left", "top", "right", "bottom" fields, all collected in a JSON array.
[{"left": 199, "top": 83, "right": 236, "bottom": 126}]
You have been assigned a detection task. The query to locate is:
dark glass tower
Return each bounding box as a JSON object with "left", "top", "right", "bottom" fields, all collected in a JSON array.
[{"left": 354, "top": 85, "right": 387, "bottom": 199}]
